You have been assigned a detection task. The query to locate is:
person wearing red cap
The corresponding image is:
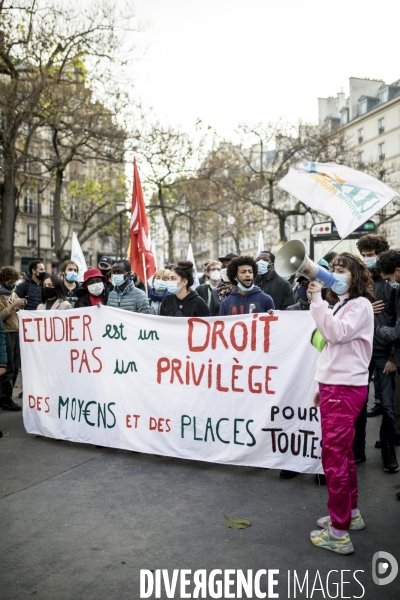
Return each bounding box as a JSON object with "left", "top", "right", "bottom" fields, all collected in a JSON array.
[{"left": 74, "top": 269, "right": 109, "bottom": 308}]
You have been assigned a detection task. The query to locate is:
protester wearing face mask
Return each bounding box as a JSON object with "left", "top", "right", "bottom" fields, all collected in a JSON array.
[
  {"left": 216, "top": 252, "right": 238, "bottom": 304},
  {"left": 287, "top": 276, "right": 311, "bottom": 311},
  {"left": 97, "top": 256, "right": 114, "bottom": 292},
  {"left": 354, "top": 234, "right": 394, "bottom": 421},
  {"left": 74, "top": 269, "right": 108, "bottom": 308},
  {"left": 59, "top": 260, "right": 81, "bottom": 307},
  {"left": 351, "top": 234, "right": 398, "bottom": 471},
  {"left": 16, "top": 259, "right": 46, "bottom": 310},
  {"left": 37, "top": 274, "right": 71, "bottom": 311},
  {"left": 255, "top": 250, "right": 295, "bottom": 310},
  {"left": 219, "top": 256, "right": 274, "bottom": 316},
  {"left": 375, "top": 250, "right": 400, "bottom": 473},
  {"left": 198, "top": 260, "right": 211, "bottom": 286},
  {"left": 307, "top": 253, "right": 374, "bottom": 555},
  {"left": 160, "top": 261, "right": 210, "bottom": 317},
  {"left": 0, "top": 266, "right": 27, "bottom": 411},
  {"left": 107, "top": 260, "right": 151, "bottom": 313},
  {"left": 196, "top": 260, "right": 222, "bottom": 316},
  {"left": 149, "top": 269, "right": 170, "bottom": 315}
]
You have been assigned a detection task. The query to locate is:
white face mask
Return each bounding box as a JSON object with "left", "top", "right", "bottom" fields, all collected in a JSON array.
[
  {"left": 209, "top": 269, "right": 221, "bottom": 282},
  {"left": 87, "top": 282, "right": 104, "bottom": 296},
  {"left": 221, "top": 268, "right": 230, "bottom": 283}
]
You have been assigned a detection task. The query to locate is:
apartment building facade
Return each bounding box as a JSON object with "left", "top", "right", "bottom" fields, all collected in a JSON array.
[{"left": 319, "top": 76, "right": 400, "bottom": 246}]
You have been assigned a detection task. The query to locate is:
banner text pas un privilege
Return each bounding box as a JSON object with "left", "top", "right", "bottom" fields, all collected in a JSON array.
[{"left": 19, "top": 307, "right": 322, "bottom": 473}]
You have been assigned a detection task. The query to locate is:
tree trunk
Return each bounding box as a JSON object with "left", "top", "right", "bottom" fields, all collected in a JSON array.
[
  {"left": 278, "top": 213, "right": 288, "bottom": 243},
  {"left": 167, "top": 229, "right": 174, "bottom": 264},
  {"left": 0, "top": 156, "right": 18, "bottom": 265},
  {"left": 53, "top": 165, "right": 64, "bottom": 265}
]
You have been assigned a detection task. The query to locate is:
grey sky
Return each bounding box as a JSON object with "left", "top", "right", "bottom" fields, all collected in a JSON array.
[{"left": 132, "top": 0, "right": 400, "bottom": 139}]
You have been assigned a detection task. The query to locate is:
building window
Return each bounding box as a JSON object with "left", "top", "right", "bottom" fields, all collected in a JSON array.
[
  {"left": 380, "top": 88, "right": 388, "bottom": 104},
  {"left": 359, "top": 99, "right": 367, "bottom": 115},
  {"left": 49, "top": 193, "right": 54, "bottom": 216},
  {"left": 359, "top": 151, "right": 364, "bottom": 164},
  {"left": 378, "top": 118, "right": 385, "bottom": 135},
  {"left": 50, "top": 227, "right": 55, "bottom": 248},
  {"left": 379, "top": 142, "right": 385, "bottom": 160},
  {"left": 340, "top": 109, "right": 348, "bottom": 125},
  {"left": 24, "top": 192, "right": 35, "bottom": 213},
  {"left": 358, "top": 128, "right": 364, "bottom": 144},
  {"left": 27, "top": 225, "right": 36, "bottom": 246}
]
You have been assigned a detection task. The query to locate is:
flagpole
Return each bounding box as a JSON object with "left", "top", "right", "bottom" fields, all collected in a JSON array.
[{"left": 142, "top": 252, "right": 148, "bottom": 295}]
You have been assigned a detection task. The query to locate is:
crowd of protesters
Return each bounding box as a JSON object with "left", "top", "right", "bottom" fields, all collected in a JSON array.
[{"left": 1, "top": 234, "right": 400, "bottom": 552}]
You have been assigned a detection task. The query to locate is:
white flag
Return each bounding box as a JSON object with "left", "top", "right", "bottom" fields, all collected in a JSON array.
[
  {"left": 278, "top": 161, "right": 399, "bottom": 239},
  {"left": 71, "top": 232, "right": 88, "bottom": 282},
  {"left": 257, "top": 231, "right": 264, "bottom": 256},
  {"left": 187, "top": 243, "right": 199, "bottom": 289}
]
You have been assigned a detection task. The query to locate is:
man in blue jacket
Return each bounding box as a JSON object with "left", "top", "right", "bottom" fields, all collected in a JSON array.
[
  {"left": 219, "top": 256, "right": 274, "bottom": 316},
  {"left": 107, "top": 259, "right": 151, "bottom": 313}
]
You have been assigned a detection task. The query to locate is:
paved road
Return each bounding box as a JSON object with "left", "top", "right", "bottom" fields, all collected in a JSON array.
[{"left": 1, "top": 385, "right": 399, "bottom": 600}]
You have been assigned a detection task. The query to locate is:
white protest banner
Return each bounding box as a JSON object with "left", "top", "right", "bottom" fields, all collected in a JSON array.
[
  {"left": 20, "top": 308, "right": 322, "bottom": 473},
  {"left": 71, "top": 232, "right": 88, "bottom": 282},
  {"left": 187, "top": 243, "right": 200, "bottom": 288},
  {"left": 278, "top": 161, "right": 399, "bottom": 239}
]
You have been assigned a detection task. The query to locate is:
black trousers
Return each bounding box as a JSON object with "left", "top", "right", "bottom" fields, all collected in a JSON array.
[{"left": 0, "top": 332, "right": 20, "bottom": 401}]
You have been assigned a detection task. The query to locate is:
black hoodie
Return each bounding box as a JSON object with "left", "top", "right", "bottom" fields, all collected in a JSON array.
[
  {"left": 16, "top": 275, "right": 42, "bottom": 310},
  {"left": 159, "top": 291, "right": 210, "bottom": 317}
]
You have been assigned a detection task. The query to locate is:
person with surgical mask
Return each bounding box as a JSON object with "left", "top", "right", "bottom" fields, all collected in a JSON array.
[
  {"left": 160, "top": 261, "right": 210, "bottom": 317},
  {"left": 254, "top": 250, "right": 295, "bottom": 310},
  {"left": 353, "top": 234, "right": 397, "bottom": 468},
  {"left": 307, "top": 253, "right": 374, "bottom": 555},
  {"left": 196, "top": 260, "right": 222, "bottom": 316},
  {"left": 107, "top": 260, "right": 151, "bottom": 313},
  {"left": 59, "top": 260, "right": 81, "bottom": 307},
  {"left": 74, "top": 269, "right": 109, "bottom": 308},
  {"left": 149, "top": 268, "right": 170, "bottom": 315},
  {"left": 219, "top": 256, "right": 274, "bottom": 316}
]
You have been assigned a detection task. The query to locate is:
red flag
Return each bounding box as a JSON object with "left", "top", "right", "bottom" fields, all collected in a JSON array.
[{"left": 129, "top": 158, "right": 157, "bottom": 283}]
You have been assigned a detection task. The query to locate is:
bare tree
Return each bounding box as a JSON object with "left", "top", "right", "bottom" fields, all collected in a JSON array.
[
  {"left": 0, "top": 0, "right": 138, "bottom": 264},
  {"left": 134, "top": 122, "right": 206, "bottom": 262},
  {"left": 236, "top": 121, "right": 350, "bottom": 242}
]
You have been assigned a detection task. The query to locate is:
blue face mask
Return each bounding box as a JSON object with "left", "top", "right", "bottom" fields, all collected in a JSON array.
[
  {"left": 237, "top": 281, "right": 254, "bottom": 292},
  {"left": 296, "top": 285, "right": 309, "bottom": 301},
  {"left": 112, "top": 274, "right": 126, "bottom": 288},
  {"left": 331, "top": 273, "right": 349, "bottom": 295},
  {"left": 362, "top": 256, "right": 376, "bottom": 269},
  {"left": 389, "top": 280, "right": 400, "bottom": 289},
  {"left": 65, "top": 272, "right": 78, "bottom": 283},
  {"left": 166, "top": 281, "right": 182, "bottom": 295},
  {"left": 257, "top": 260, "right": 270, "bottom": 275},
  {"left": 154, "top": 279, "right": 167, "bottom": 292}
]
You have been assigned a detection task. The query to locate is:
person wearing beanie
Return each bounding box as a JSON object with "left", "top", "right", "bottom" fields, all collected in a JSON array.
[{"left": 75, "top": 269, "right": 109, "bottom": 308}]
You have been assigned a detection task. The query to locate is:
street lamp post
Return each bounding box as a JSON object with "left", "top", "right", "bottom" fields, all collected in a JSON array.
[{"left": 115, "top": 202, "right": 126, "bottom": 259}]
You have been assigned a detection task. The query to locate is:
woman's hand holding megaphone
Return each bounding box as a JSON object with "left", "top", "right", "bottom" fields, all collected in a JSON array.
[{"left": 307, "top": 280, "right": 323, "bottom": 296}]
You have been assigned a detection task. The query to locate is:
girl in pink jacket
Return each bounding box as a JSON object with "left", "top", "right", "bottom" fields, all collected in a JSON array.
[{"left": 308, "top": 253, "right": 374, "bottom": 555}]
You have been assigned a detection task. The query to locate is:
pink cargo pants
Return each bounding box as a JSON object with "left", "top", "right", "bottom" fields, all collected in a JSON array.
[{"left": 319, "top": 383, "right": 368, "bottom": 530}]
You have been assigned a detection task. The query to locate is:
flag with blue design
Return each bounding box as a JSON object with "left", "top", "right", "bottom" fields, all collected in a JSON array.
[{"left": 278, "top": 162, "right": 399, "bottom": 239}]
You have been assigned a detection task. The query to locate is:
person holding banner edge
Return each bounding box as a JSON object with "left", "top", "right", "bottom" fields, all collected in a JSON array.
[{"left": 307, "top": 253, "right": 374, "bottom": 554}]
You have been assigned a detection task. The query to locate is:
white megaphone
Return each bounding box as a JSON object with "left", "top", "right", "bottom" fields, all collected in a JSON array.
[{"left": 275, "top": 240, "right": 336, "bottom": 287}]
